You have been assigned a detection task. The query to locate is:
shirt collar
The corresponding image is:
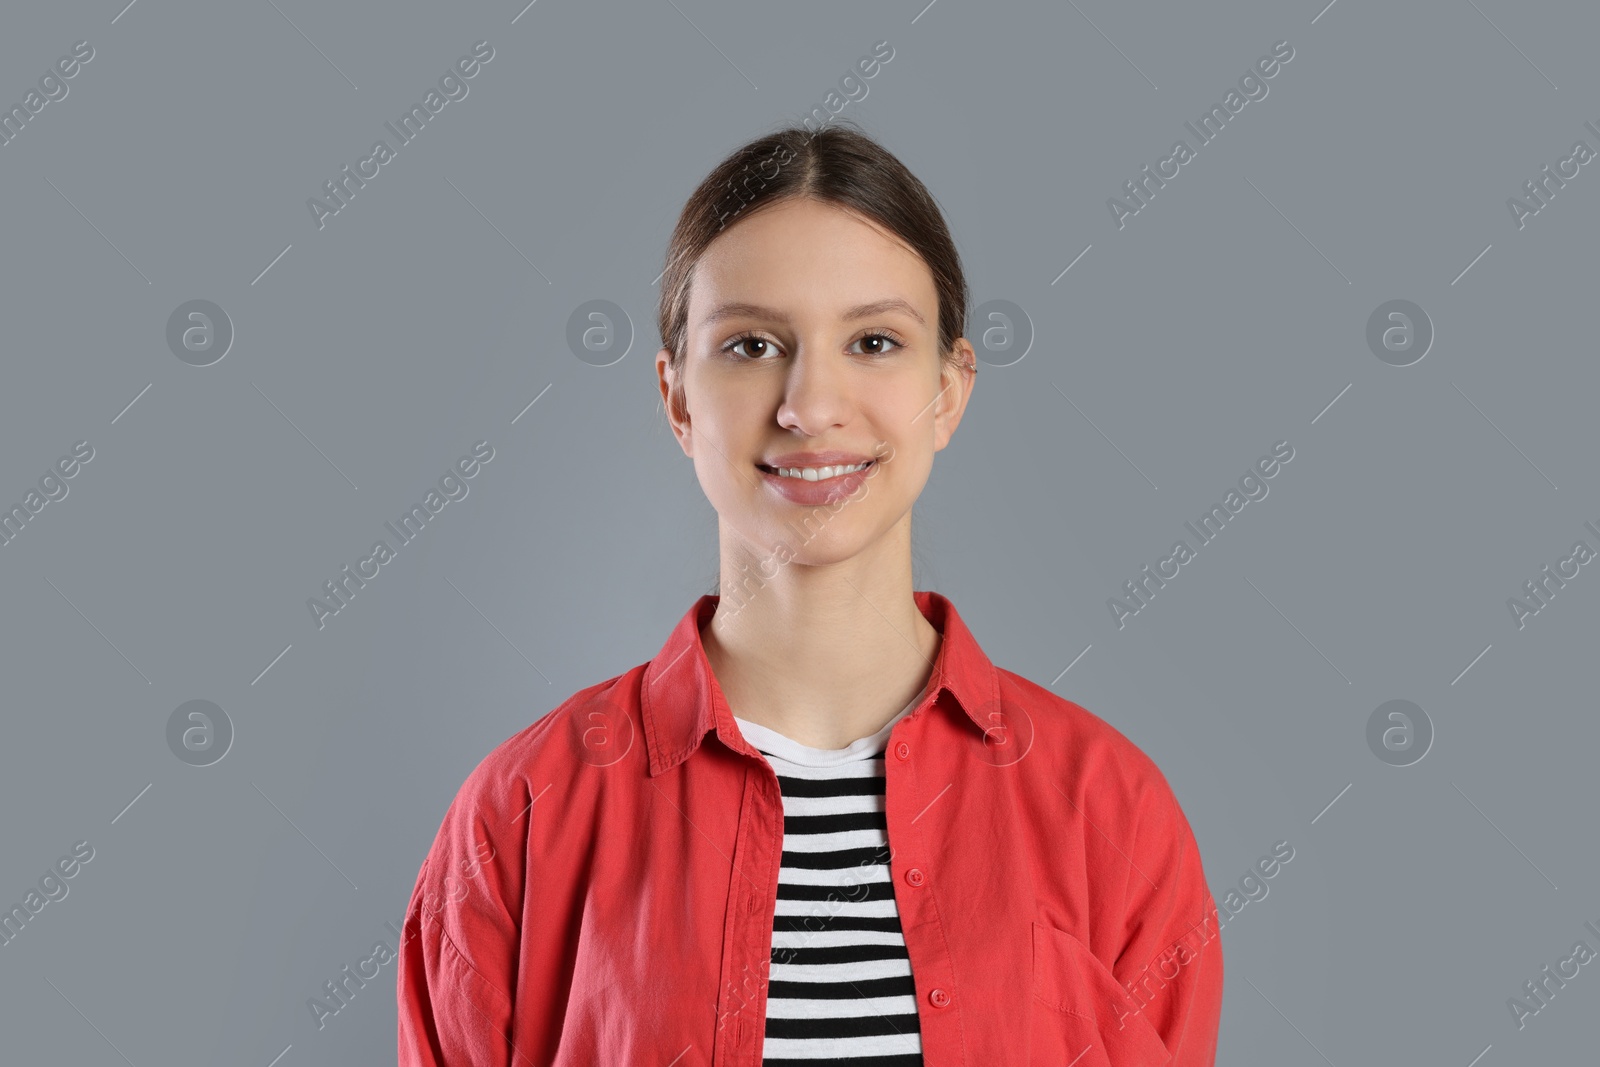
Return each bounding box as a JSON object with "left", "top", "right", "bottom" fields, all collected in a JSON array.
[{"left": 640, "top": 590, "right": 1001, "bottom": 777}]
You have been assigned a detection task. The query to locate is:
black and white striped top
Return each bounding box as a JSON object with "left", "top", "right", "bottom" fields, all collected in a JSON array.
[{"left": 733, "top": 694, "right": 927, "bottom": 1067}]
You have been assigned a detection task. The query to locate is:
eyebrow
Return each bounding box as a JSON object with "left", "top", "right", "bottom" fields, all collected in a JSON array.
[{"left": 701, "top": 298, "right": 927, "bottom": 329}]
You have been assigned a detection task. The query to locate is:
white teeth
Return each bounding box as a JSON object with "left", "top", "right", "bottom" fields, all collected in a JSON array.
[{"left": 772, "top": 461, "right": 870, "bottom": 481}]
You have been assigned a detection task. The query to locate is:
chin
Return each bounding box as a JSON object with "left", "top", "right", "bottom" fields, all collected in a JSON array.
[
  {"left": 718, "top": 513, "right": 872, "bottom": 567},
  {"left": 772, "top": 540, "right": 875, "bottom": 568}
]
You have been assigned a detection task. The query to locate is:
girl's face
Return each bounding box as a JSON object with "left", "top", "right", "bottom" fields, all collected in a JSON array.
[{"left": 657, "top": 197, "right": 974, "bottom": 567}]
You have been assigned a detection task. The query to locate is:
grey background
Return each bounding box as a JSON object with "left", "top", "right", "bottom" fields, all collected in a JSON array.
[{"left": 1, "top": 0, "right": 1595, "bottom": 1063}]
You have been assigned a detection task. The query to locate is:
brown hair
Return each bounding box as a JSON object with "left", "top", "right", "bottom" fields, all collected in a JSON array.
[{"left": 657, "top": 120, "right": 969, "bottom": 411}]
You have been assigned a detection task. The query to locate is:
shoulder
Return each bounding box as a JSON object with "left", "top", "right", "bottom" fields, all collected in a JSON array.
[
  {"left": 405, "top": 666, "right": 654, "bottom": 955},
  {"left": 434, "top": 663, "right": 650, "bottom": 836},
  {"left": 994, "top": 669, "right": 1211, "bottom": 933},
  {"left": 997, "top": 667, "right": 1191, "bottom": 833}
]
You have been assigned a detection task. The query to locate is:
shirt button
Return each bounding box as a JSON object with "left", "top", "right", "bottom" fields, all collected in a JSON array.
[
  {"left": 929, "top": 988, "right": 951, "bottom": 1008},
  {"left": 905, "top": 867, "right": 925, "bottom": 887},
  {"left": 894, "top": 740, "right": 911, "bottom": 760}
]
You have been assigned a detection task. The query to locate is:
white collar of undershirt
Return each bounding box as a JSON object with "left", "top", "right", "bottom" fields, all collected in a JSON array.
[{"left": 732, "top": 680, "right": 930, "bottom": 768}]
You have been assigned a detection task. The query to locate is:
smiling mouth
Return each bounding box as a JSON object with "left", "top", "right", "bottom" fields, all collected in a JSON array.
[{"left": 756, "top": 460, "right": 875, "bottom": 482}]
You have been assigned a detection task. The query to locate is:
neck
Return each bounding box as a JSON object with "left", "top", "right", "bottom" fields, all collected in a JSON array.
[{"left": 702, "top": 517, "right": 940, "bottom": 750}]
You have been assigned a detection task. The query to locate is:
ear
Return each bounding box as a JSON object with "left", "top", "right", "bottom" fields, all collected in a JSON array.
[
  {"left": 932, "top": 338, "right": 976, "bottom": 452},
  {"left": 656, "top": 346, "right": 694, "bottom": 457}
]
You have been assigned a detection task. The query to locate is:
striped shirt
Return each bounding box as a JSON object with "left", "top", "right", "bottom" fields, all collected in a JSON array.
[{"left": 733, "top": 689, "right": 928, "bottom": 1066}]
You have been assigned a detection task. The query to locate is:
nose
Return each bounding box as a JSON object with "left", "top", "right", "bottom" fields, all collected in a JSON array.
[{"left": 774, "top": 345, "right": 851, "bottom": 435}]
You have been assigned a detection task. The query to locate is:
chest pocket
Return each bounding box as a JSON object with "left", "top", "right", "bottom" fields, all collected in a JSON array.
[{"left": 1030, "top": 921, "right": 1174, "bottom": 1066}]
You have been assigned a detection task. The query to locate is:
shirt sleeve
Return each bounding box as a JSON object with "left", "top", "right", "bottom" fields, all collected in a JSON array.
[
  {"left": 396, "top": 766, "right": 530, "bottom": 1067},
  {"left": 1108, "top": 775, "right": 1224, "bottom": 1066}
]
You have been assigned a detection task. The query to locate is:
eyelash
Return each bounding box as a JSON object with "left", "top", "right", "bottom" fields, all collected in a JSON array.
[{"left": 721, "top": 330, "right": 908, "bottom": 360}]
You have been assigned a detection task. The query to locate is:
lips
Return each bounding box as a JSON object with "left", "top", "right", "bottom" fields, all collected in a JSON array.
[{"left": 755, "top": 452, "right": 879, "bottom": 505}]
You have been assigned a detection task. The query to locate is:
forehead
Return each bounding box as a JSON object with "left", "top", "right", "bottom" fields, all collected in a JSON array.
[{"left": 687, "top": 199, "right": 936, "bottom": 326}]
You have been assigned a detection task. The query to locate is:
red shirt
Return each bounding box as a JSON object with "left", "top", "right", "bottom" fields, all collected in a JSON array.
[{"left": 396, "top": 591, "right": 1223, "bottom": 1066}]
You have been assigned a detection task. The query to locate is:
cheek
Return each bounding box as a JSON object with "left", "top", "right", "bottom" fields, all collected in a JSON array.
[
  {"left": 877, "top": 403, "right": 939, "bottom": 466},
  {"left": 694, "top": 368, "right": 774, "bottom": 427},
  {"left": 889, "top": 447, "right": 936, "bottom": 503},
  {"left": 692, "top": 445, "right": 752, "bottom": 510},
  {"left": 687, "top": 413, "right": 766, "bottom": 517},
  {"left": 688, "top": 381, "right": 755, "bottom": 458}
]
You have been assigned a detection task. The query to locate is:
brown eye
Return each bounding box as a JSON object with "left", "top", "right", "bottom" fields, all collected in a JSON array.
[
  {"left": 850, "top": 332, "right": 904, "bottom": 357},
  {"left": 725, "top": 334, "right": 777, "bottom": 359}
]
